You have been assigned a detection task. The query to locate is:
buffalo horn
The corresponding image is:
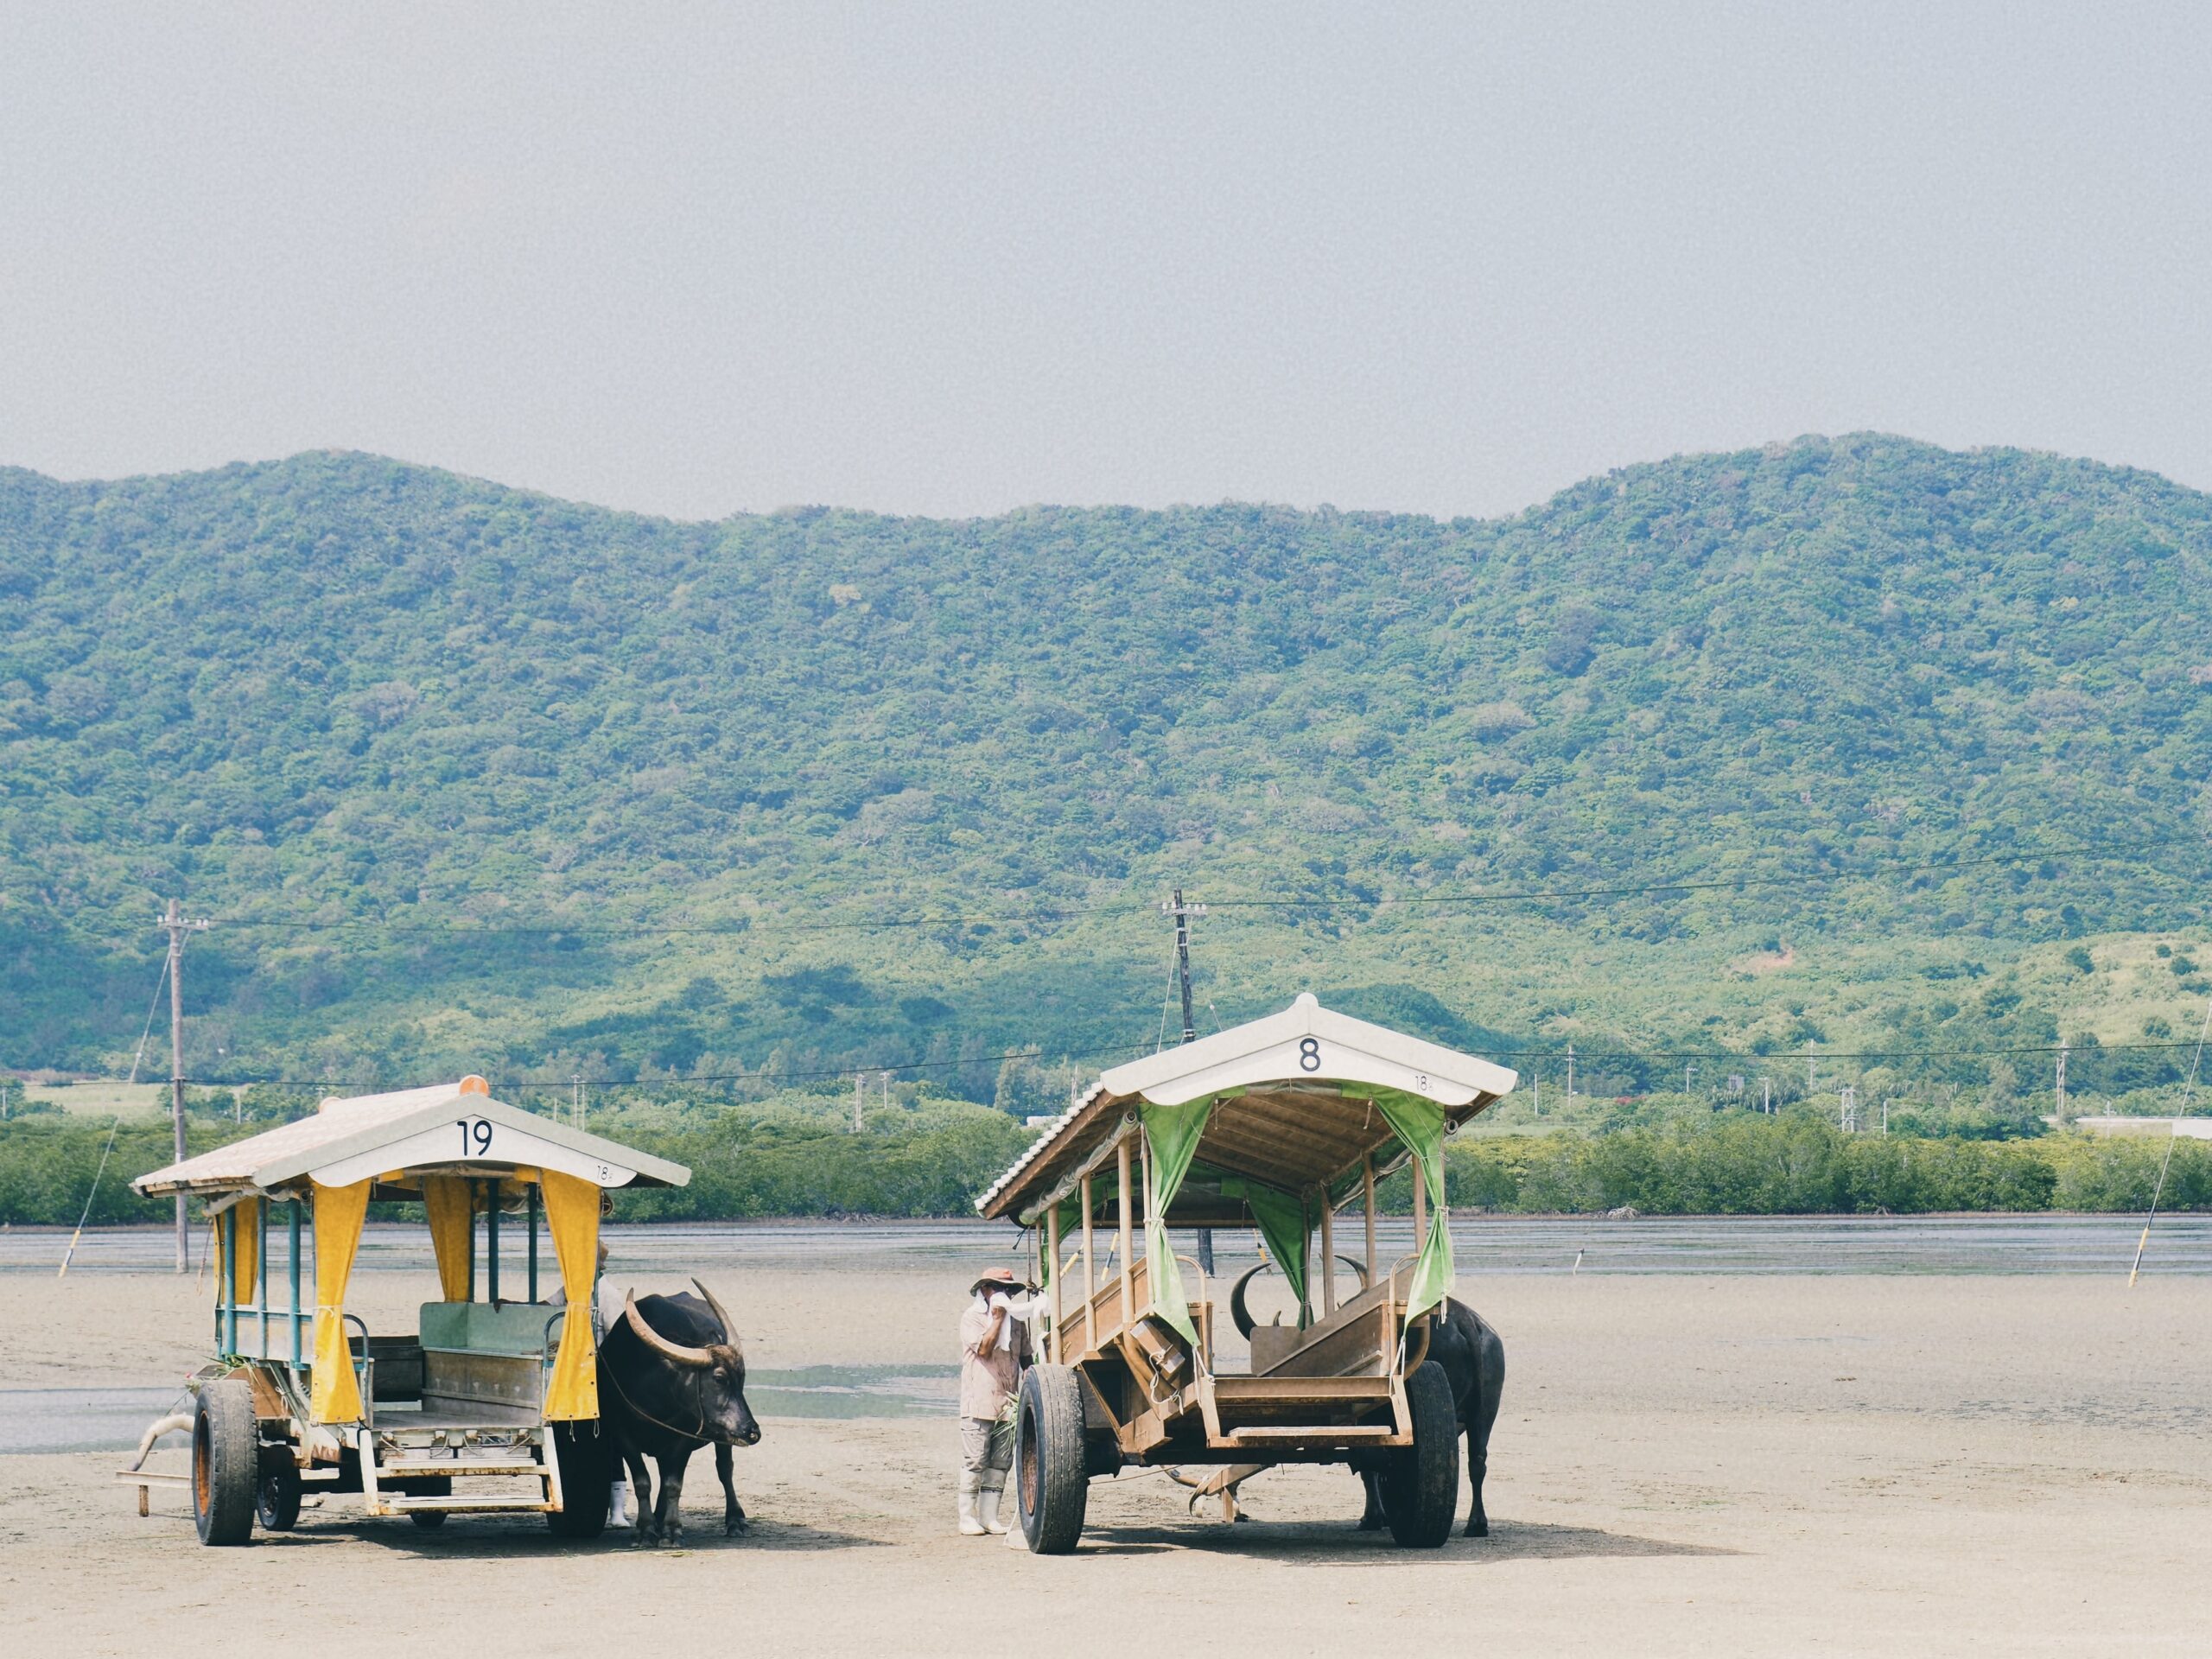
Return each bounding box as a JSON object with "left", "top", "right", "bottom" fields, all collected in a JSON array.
[
  {"left": 690, "top": 1276, "right": 742, "bottom": 1353},
  {"left": 1228, "top": 1262, "right": 1269, "bottom": 1340},
  {"left": 623, "top": 1289, "right": 713, "bottom": 1369},
  {"left": 128, "top": 1412, "right": 194, "bottom": 1473}
]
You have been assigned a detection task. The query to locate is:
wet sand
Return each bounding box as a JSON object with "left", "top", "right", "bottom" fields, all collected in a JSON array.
[{"left": 3, "top": 1267, "right": 2209, "bottom": 1656}]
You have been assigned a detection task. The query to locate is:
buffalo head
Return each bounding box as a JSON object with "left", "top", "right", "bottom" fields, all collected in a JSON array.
[{"left": 620, "top": 1278, "right": 761, "bottom": 1446}]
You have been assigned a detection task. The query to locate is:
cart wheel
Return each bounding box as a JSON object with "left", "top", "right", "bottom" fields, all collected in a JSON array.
[
  {"left": 1382, "top": 1360, "right": 1460, "bottom": 1549},
  {"left": 546, "top": 1424, "right": 610, "bottom": 1540},
  {"left": 1014, "top": 1364, "right": 1089, "bottom": 1554},
  {"left": 256, "top": 1457, "right": 302, "bottom": 1531},
  {"left": 192, "top": 1380, "right": 258, "bottom": 1547}
]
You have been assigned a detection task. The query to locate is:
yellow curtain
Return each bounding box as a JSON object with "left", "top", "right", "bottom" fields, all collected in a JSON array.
[
  {"left": 308, "top": 1179, "right": 372, "bottom": 1424},
  {"left": 230, "top": 1197, "right": 262, "bottom": 1306},
  {"left": 540, "top": 1170, "right": 600, "bottom": 1421},
  {"left": 421, "top": 1176, "right": 474, "bottom": 1302}
]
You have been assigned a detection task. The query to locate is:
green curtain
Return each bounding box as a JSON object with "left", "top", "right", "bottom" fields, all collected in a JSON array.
[
  {"left": 1219, "top": 1176, "right": 1311, "bottom": 1327},
  {"left": 1370, "top": 1089, "right": 1453, "bottom": 1318},
  {"left": 1138, "top": 1097, "right": 1213, "bottom": 1344}
]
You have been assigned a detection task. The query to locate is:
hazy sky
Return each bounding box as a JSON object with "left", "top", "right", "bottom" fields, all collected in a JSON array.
[{"left": 3, "top": 4, "right": 2209, "bottom": 521}]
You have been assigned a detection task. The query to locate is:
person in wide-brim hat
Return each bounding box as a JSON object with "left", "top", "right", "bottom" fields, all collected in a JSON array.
[{"left": 956, "top": 1264, "right": 1042, "bottom": 1535}]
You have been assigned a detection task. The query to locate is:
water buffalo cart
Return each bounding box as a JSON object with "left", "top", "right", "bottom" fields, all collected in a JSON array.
[
  {"left": 127, "top": 1077, "right": 690, "bottom": 1544},
  {"left": 976, "top": 993, "right": 1516, "bottom": 1553}
]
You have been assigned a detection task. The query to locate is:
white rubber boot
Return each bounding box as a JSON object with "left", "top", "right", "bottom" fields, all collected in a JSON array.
[
  {"left": 608, "top": 1479, "right": 632, "bottom": 1529},
  {"left": 978, "top": 1473, "right": 1009, "bottom": 1535},
  {"left": 957, "top": 1471, "right": 986, "bottom": 1535}
]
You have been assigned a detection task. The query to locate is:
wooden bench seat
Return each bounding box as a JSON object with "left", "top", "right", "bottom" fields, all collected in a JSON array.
[{"left": 1247, "top": 1279, "right": 1398, "bottom": 1380}]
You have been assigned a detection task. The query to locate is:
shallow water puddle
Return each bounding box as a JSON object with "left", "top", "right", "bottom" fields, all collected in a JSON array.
[
  {"left": 747, "top": 1364, "right": 956, "bottom": 1419},
  {"left": 0, "top": 1387, "right": 186, "bottom": 1454},
  {"left": 0, "top": 1367, "right": 957, "bottom": 1453}
]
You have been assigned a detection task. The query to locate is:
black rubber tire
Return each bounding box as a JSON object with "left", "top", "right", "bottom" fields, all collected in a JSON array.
[
  {"left": 192, "top": 1379, "right": 258, "bottom": 1547},
  {"left": 546, "top": 1424, "right": 610, "bottom": 1540},
  {"left": 399, "top": 1471, "right": 450, "bottom": 1528},
  {"left": 1014, "top": 1365, "right": 1089, "bottom": 1554},
  {"left": 1382, "top": 1361, "right": 1460, "bottom": 1549},
  {"left": 256, "top": 1456, "right": 302, "bottom": 1530}
]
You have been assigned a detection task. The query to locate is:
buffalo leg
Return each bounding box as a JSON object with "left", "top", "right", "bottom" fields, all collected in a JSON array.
[
  {"left": 621, "top": 1445, "right": 657, "bottom": 1548},
  {"left": 715, "top": 1441, "right": 748, "bottom": 1536},
  {"left": 655, "top": 1451, "right": 689, "bottom": 1547},
  {"left": 1356, "top": 1467, "right": 1385, "bottom": 1531},
  {"left": 1465, "top": 1424, "right": 1490, "bottom": 1537}
]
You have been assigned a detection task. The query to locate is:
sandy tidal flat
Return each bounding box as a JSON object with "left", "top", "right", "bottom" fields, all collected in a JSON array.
[{"left": 2, "top": 1267, "right": 2208, "bottom": 1656}]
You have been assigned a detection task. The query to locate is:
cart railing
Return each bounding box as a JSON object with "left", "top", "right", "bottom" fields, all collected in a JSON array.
[{"left": 344, "top": 1313, "right": 375, "bottom": 1428}]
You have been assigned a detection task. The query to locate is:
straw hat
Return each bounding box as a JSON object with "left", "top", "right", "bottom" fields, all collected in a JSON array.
[{"left": 971, "top": 1265, "right": 1034, "bottom": 1294}]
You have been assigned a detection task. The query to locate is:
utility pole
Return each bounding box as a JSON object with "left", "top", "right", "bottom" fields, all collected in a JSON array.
[
  {"left": 1161, "top": 890, "right": 1205, "bottom": 1046},
  {"left": 1839, "top": 1084, "right": 1857, "bottom": 1133},
  {"left": 571, "top": 1075, "right": 583, "bottom": 1131},
  {"left": 853, "top": 1072, "right": 865, "bottom": 1135},
  {"left": 2055, "top": 1039, "right": 2069, "bottom": 1119},
  {"left": 1566, "top": 1045, "right": 1575, "bottom": 1113},
  {"left": 1161, "top": 890, "right": 1211, "bottom": 1270},
  {"left": 1806, "top": 1042, "right": 1816, "bottom": 1093},
  {"left": 1762, "top": 1077, "right": 1772, "bottom": 1114},
  {"left": 159, "top": 899, "right": 210, "bottom": 1274}
]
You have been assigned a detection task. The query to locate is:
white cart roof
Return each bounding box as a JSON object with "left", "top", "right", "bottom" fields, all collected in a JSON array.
[
  {"left": 976, "top": 993, "right": 1517, "bottom": 1223},
  {"left": 133, "top": 1078, "right": 690, "bottom": 1198}
]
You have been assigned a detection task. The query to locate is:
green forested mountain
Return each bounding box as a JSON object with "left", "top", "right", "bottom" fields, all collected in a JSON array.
[{"left": 4, "top": 433, "right": 2211, "bottom": 1115}]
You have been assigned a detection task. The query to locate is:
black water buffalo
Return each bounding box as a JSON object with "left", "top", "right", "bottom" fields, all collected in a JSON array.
[
  {"left": 1357, "top": 1297, "right": 1504, "bottom": 1537},
  {"left": 597, "top": 1278, "right": 761, "bottom": 1545}
]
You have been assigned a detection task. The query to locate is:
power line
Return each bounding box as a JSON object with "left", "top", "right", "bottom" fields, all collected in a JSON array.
[
  {"left": 170, "top": 1039, "right": 1157, "bottom": 1093},
  {"left": 7, "top": 830, "right": 2204, "bottom": 943},
  {"left": 132, "top": 1033, "right": 2212, "bottom": 1096},
  {"left": 1202, "top": 833, "right": 2210, "bottom": 912}
]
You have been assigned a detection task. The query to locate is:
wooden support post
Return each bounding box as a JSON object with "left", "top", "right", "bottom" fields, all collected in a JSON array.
[
  {"left": 1081, "top": 1173, "right": 1096, "bottom": 1354},
  {"left": 467, "top": 1180, "right": 478, "bottom": 1302},
  {"left": 1363, "top": 1154, "right": 1377, "bottom": 1281},
  {"left": 527, "top": 1181, "right": 540, "bottom": 1302},
  {"left": 1298, "top": 1195, "right": 1313, "bottom": 1328},
  {"left": 1116, "top": 1135, "right": 1135, "bottom": 1332},
  {"left": 1319, "top": 1190, "right": 1336, "bottom": 1314},
  {"left": 1047, "top": 1204, "right": 1064, "bottom": 1364}
]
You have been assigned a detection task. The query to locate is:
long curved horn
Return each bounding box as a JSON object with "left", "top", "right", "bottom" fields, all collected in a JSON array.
[
  {"left": 128, "top": 1412, "right": 194, "bottom": 1473},
  {"left": 1336, "top": 1254, "right": 1370, "bottom": 1290},
  {"left": 690, "top": 1276, "right": 741, "bottom": 1352},
  {"left": 1229, "top": 1262, "right": 1271, "bottom": 1340},
  {"left": 624, "top": 1290, "right": 712, "bottom": 1369},
  {"left": 1402, "top": 1313, "right": 1432, "bottom": 1376}
]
